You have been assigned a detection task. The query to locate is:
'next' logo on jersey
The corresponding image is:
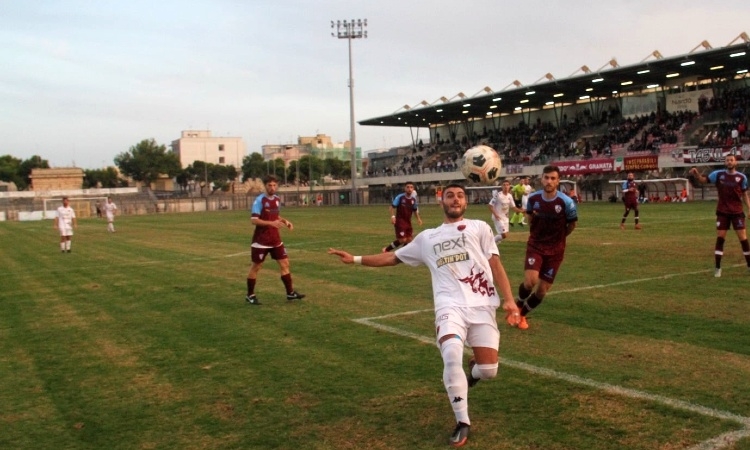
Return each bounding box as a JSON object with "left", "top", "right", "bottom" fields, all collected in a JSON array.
[
  {"left": 433, "top": 233, "right": 469, "bottom": 268},
  {"left": 432, "top": 233, "right": 466, "bottom": 255}
]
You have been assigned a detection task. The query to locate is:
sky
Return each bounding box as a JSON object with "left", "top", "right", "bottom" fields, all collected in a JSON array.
[{"left": 1, "top": 0, "right": 750, "bottom": 169}]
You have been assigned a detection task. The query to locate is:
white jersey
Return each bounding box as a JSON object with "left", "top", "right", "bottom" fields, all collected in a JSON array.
[
  {"left": 521, "top": 184, "right": 533, "bottom": 207},
  {"left": 104, "top": 201, "right": 117, "bottom": 220},
  {"left": 488, "top": 190, "right": 514, "bottom": 219},
  {"left": 56, "top": 205, "right": 76, "bottom": 235},
  {"left": 395, "top": 219, "right": 500, "bottom": 311}
]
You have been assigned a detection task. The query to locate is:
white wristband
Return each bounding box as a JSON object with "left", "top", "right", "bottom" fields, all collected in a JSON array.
[{"left": 353, "top": 256, "right": 362, "bottom": 265}]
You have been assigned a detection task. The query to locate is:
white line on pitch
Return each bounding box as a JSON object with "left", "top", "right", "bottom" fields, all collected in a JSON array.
[
  {"left": 353, "top": 317, "right": 749, "bottom": 424},
  {"left": 353, "top": 296, "right": 750, "bottom": 450}
]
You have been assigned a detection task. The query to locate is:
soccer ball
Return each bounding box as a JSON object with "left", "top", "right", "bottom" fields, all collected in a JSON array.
[{"left": 461, "top": 145, "right": 502, "bottom": 184}]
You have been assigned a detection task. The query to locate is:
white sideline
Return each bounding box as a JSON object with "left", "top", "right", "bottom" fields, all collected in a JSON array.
[{"left": 352, "top": 271, "right": 750, "bottom": 449}]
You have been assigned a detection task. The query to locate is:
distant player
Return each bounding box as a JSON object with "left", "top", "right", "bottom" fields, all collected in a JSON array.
[
  {"left": 382, "top": 181, "right": 423, "bottom": 252},
  {"left": 689, "top": 154, "right": 750, "bottom": 277},
  {"left": 620, "top": 172, "right": 641, "bottom": 230},
  {"left": 516, "top": 166, "right": 578, "bottom": 330},
  {"left": 509, "top": 177, "right": 527, "bottom": 227},
  {"left": 55, "top": 196, "right": 77, "bottom": 253},
  {"left": 487, "top": 180, "right": 522, "bottom": 244},
  {"left": 103, "top": 196, "right": 117, "bottom": 233},
  {"left": 245, "top": 175, "right": 305, "bottom": 305}
]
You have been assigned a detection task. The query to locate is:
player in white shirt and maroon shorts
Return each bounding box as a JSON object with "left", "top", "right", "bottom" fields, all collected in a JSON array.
[{"left": 329, "top": 183, "right": 520, "bottom": 448}]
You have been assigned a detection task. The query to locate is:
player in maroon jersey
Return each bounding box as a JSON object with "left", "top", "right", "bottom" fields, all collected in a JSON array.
[
  {"left": 689, "top": 154, "right": 750, "bottom": 277},
  {"left": 515, "top": 165, "right": 578, "bottom": 329},
  {"left": 245, "top": 175, "right": 305, "bottom": 304},
  {"left": 620, "top": 172, "right": 641, "bottom": 230},
  {"left": 382, "top": 181, "right": 423, "bottom": 252}
]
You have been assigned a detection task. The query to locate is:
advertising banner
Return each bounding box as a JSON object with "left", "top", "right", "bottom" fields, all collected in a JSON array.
[
  {"left": 555, "top": 158, "right": 614, "bottom": 175},
  {"left": 681, "top": 145, "right": 750, "bottom": 163}
]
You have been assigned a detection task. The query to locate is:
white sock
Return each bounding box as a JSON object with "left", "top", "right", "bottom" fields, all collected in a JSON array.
[
  {"left": 440, "top": 337, "right": 470, "bottom": 425},
  {"left": 471, "top": 362, "right": 498, "bottom": 381},
  {"left": 60, "top": 242, "right": 65, "bottom": 251},
  {"left": 66, "top": 241, "right": 71, "bottom": 251}
]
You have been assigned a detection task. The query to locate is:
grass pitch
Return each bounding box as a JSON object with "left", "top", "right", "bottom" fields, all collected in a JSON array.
[{"left": 1, "top": 200, "right": 750, "bottom": 449}]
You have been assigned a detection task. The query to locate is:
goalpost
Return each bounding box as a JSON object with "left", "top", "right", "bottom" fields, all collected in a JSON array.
[
  {"left": 607, "top": 178, "right": 691, "bottom": 201},
  {"left": 42, "top": 197, "right": 110, "bottom": 220}
]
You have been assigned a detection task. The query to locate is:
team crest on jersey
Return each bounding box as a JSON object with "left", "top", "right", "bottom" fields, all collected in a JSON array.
[
  {"left": 457, "top": 265, "right": 495, "bottom": 297},
  {"left": 555, "top": 205, "right": 562, "bottom": 213},
  {"left": 458, "top": 225, "right": 466, "bottom": 231},
  {"left": 527, "top": 257, "right": 536, "bottom": 266}
]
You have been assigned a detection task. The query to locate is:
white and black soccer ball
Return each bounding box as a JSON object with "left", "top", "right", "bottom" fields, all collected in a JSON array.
[{"left": 461, "top": 145, "right": 502, "bottom": 185}]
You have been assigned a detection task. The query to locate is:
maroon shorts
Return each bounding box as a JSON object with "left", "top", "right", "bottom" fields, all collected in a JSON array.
[
  {"left": 716, "top": 212, "right": 746, "bottom": 231},
  {"left": 524, "top": 247, "right": 565, "bottom": 284},
  {"left": 251, "top": 245, "right": 288, "bottom": 264},
  {"left": 395, "top": 224, "right": 414, "bottom": 241},
  {"left": 623, "top": 198, "right": 638, "bottom": 210}
]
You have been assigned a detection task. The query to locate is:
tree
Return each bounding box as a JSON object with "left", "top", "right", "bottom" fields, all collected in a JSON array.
[
  {"left": 241, "top": 152, "right": 268, "bottom": 181},
  {"left": 19, "top": 155, "right": 50, "bottom": 189},
  {"left": 0, "top": 155, "right": 24, "bottom": 189},
  {"left": 0, "top": 154, "right": 49, "bottom": 190},
  {"left": 84, "top": 167, "right": 122, "bottom": 188},
  {"left": 298, "top": 155, "right": 324, "bottom": 184},
  {"left": 114, "top": 139, "right": 181, "bottom": 187}
]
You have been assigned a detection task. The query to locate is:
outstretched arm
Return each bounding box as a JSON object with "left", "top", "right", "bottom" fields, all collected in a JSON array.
[
  {"left": 689, "top": 167, "right": 707, "bottom": 184},
  {"left": 328, "top": 248, "right": 401, "bottom": 267}
]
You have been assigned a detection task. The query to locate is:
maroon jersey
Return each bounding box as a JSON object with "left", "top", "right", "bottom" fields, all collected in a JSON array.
[
  {"left": 251, "top": 193, "right": 283, "bottom": 247},
  {"left": 392, "top": 192, "right": 419, "bottom": 227},
  {"left": 622, "top": 180, "right": 638, "bottom": 207},
  {"left": 708, "top": 169, "right": 748, "bottom": 215},
  {"left": 526, "top": 190, "right": 578, "bottom": 255}
]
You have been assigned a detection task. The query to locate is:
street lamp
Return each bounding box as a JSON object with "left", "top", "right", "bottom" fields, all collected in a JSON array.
[{"left": 331, "top": 18, "right": 367, "bottom": 205}]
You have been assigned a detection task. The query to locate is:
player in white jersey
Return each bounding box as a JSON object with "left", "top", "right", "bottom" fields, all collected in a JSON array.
[
  {"left": 103, "top": 196, "right": 118, "bottom": 232},
  {"left": 328, "top": 184, "right": 520, "bottom": 448},
  {"left": 487, "top": 180, "right": 523, "bottom": 244},
  {"left": 55, "top": 197, "right": 77, "bottom": 253}
]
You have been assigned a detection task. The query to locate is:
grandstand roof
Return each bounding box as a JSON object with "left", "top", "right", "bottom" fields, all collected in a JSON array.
[{"left": 360, "top": 38, "right": 750, "bottom": 129}]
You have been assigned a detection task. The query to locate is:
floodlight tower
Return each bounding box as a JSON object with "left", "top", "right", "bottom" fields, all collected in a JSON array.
[{"left": 331, "top": 18, "right": 367, "bottom": 205}]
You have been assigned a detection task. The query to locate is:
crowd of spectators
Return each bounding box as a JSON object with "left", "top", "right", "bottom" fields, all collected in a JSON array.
[{"left": 364, "top": 86, "right": 749, "bottom": 178}]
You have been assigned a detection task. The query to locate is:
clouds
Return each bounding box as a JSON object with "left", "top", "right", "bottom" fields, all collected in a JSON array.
[{"left": 0, "top": 0, "right": 749, "bottom": 168}]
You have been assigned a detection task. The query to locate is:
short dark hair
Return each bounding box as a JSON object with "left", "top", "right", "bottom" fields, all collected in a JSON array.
[
  {"left": 404, "top": 181, "right": 415, "bottom": 188},
  {"left": 542, "top": 165, "right": 561, "bottom": 176},
  {"left": 263, "top": 175, "right": 279, "bottom": 184},
  {"left": 443, "top": 183, "right": 466, "bottom": 195}
]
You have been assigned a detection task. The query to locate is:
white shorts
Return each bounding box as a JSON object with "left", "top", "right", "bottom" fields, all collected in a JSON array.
[
  {"left": 492, "top": 217, "right": 510, "bottom": 235},
  {"left": 106, "top": 213, "right": 115, "bottom": 222},
  {"left": 434, "top": 305, "right": 499, "bottom": 349},
  {"left": 59, "top": 226, "right": 73, "bottom": 237}
]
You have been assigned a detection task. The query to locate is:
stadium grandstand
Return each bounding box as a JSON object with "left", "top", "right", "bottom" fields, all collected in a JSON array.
[{"left": 360, "top": 32, "right": 750, "bottom": 205}]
